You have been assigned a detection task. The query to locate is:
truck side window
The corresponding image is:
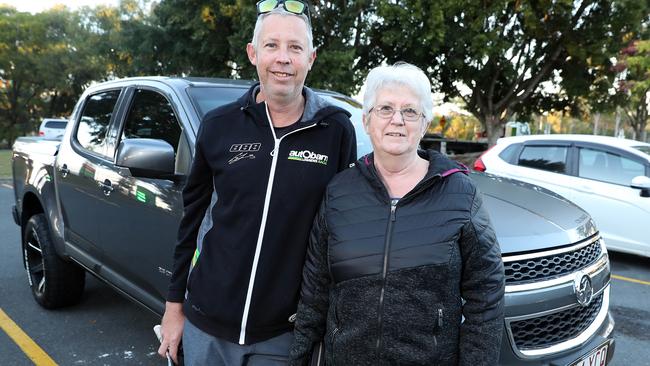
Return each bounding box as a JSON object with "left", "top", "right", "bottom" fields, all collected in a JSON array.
[
  {"left": 121, "top": 89, "right": 182, "bottom": 155},
  {"left": 76, "top": 90, "right": 121, "bottom": 156}
]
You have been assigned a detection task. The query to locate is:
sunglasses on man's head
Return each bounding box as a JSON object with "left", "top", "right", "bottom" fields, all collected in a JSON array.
[{"left": 256, "top": 0, "right": 311, "bottom": 19}]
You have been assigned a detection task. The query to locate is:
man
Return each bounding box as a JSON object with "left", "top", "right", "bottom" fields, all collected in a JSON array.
[{"left": 158, "top": 1, "right": 357, "bottom": 364}]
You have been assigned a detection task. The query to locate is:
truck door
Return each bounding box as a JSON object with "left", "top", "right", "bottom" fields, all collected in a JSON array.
[
  {"left": 95, "top": 87, "right": 190, "bottom": 305},
  {"left": 55, "top": 89, "right": 123, "bottom": 261}
]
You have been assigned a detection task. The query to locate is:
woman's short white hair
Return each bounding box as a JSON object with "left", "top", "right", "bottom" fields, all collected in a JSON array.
[
  {"left": 362, "top": 62, "right": 433, "bottom": 126},
  {"left": 251, "top": 7, "right": 314, "bottom": 53}
]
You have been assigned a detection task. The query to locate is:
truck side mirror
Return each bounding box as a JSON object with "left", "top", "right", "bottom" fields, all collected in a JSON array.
[
  {"left": 630, "top": 175, "right": 650, "bottom": 197},
  {"left": 116, "top": 138, "right": 175, "bottom": 179}
]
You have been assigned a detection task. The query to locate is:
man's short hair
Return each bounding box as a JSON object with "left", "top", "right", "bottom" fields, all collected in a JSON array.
[{"left": 251, "top": 7, "right": 315, "bottom": 53}]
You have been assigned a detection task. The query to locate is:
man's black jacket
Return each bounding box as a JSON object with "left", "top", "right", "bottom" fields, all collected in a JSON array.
[{"left": 168, "top": 84, "right": 357, "bottom": 345}]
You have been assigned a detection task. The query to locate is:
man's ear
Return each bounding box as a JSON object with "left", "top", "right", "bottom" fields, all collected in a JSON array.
[
  {"left": 247, "top": 43, "right": 257, "bottom": 65},
  {"left": 308, "top": 49, "right": 317, "bottom": 70}
]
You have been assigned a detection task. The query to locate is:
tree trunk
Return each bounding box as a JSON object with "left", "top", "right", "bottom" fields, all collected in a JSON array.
[
  {"left": 49, "top": 90, "right": 59, "bottom": 117},
  {"left": 484, "top": 114, "right": 502, "bottom": 147},
  {"left": 633, "top": 122, "right": 646, "bottom": 142}
]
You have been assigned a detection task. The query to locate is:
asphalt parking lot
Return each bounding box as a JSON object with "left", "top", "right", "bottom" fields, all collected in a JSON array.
[{"left": 1, "top": 182, "right": 649, "bottom": 365}]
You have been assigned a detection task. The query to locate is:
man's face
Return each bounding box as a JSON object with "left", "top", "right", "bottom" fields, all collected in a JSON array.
[{"left": 247, "top": 14, "right": 316, "bottom": 102}]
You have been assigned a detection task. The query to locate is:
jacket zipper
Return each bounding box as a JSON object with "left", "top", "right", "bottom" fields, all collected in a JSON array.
[
  {"left": 375, "top": 200, "right": 397, "bottom": 357},
  {"left": 369, "top": 166, "right": 453, "bottom": 356},
  {"left": 238, "top": 103, "right": 318, "bottom": 345}
]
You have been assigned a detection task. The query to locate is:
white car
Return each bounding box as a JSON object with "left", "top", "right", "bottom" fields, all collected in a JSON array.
[
  {"left": 38, "top": 118, "right": 68, "bottom": 140},
  {"left": 474, "top": 134, "right": 650, "bottom": 258}
]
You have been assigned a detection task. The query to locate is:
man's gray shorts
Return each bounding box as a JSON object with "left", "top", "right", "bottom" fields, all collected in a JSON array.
[{"left": 182, "top": 319, "right": 293, "bottom": 366}]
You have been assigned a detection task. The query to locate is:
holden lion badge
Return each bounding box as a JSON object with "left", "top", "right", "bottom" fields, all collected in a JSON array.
[{"left": 574, "top": 273, "right": 593, "bottom": 307}]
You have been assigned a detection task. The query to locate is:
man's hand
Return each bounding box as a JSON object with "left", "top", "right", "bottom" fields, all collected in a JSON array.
[{"left": 158, "top": 301, "right": 185, "bottom": 364}]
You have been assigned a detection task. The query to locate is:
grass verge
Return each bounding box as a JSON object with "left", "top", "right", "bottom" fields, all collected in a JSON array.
[{"left": 0, "top": 150, "right": 12, "bottom": 179}]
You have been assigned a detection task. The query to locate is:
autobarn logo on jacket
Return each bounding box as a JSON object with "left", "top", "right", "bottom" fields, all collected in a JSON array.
[{"left": 288, "top": 149, "right": 329, "bottom": 165}]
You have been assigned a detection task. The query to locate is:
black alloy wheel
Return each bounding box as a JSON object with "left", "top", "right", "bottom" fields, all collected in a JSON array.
[
  {"left": 24, "top": 224, "right": 46, "bottom": 298},
  {"left": 22, "top": 214, "right": 85, "bottom": 309}
]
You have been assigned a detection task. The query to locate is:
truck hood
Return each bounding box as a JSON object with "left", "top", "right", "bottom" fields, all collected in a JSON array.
[{"left": 471, "top": 172, "right": 598, "bottom": 254}]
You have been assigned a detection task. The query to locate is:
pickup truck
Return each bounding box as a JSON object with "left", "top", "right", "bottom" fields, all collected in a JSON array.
[{"left": 12, "top": 77, "right": 614, "bottom": 365}]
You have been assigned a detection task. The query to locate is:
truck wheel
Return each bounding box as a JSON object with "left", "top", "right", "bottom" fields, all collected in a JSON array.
[{"left": 23, "top": 214, "right": 85, "bottom": 309}]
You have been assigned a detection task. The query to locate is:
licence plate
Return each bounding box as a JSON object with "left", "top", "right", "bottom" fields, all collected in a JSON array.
[{"left": 569, "top": 342, "right": 609, "bottom": 366}]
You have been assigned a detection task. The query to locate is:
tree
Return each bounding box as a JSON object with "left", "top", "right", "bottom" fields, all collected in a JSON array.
[
  {"left": 615, "top": 39, "right": 650, "bottom": 141},
  {"left": 0, "top": 6, "right": 109, "bottom": 147},
  {"left": 147, "top": 0, "right": 367, "bottom": 94},
  {"left": 150, "top": 0, "right": 243, "bottom": 77},
  {"left": 0, "top": 7, "right": 45, "bottom": 145},
  {"left": 362, "top": 0, "right": 649, "bottom": 145}
]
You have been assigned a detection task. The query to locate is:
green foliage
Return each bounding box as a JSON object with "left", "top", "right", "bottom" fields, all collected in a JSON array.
[
  {"left": 1, "top": 0, "right": 649, "bottom": 147},
  {"left": 615, "top": 37, "right": 650, "bottom": 141},
  {"left": 152, "top": 0, "right": 240, "bottom": 77},
  {"left": 0, "top": 149, "right": 11, "bottom": 178},
  {"left": 0, "top": 6, "right": 106, "bottom": 147},
  {"left": 150, "top": 0, "right": 366, "bottom": 94}
]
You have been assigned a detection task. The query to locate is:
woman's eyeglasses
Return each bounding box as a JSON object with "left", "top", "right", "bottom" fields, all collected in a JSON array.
[
  {"left": 256, "top": 0, "right": 311, "bottom": 20},
  {"left": 370, "top": 105, "right": 424, "bottom": 122}
]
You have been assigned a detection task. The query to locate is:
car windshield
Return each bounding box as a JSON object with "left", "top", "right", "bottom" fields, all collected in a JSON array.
[{"left": 632, "top": 145, "right": 650, "bottom": 156}]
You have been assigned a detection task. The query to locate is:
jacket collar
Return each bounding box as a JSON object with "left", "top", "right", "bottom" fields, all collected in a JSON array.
[
  {"left": 237, "top": 83, "right": 351, "bottom": 128},
  {"left": 356, "top": 150, "right": 469, "bottom": 195}
]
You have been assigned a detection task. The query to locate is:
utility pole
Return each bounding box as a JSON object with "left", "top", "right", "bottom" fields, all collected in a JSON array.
[{"left": 614, "top": 107, "right": 621, "bottom": 138}]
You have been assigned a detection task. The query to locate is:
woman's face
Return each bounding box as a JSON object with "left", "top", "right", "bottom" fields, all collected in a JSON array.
[{"left": 364, "top": 85, "right": 426, "bottom": 158}]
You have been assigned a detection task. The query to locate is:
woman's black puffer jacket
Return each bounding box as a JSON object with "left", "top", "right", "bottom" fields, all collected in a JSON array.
[{"left": 290, "top": 150, "right": 505, "bottom": 366}]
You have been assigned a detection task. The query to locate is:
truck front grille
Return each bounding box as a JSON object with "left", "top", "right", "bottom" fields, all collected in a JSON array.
[
  {"left": 510, "top": 292, "right": 603, "bottom": 349},
  {"left": 504, "top": 239, "right": 601, "bottom": 284}
]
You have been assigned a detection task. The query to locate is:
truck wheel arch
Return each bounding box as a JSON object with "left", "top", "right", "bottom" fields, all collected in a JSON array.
[{"left": 20, "top": 192, "right": 44, "bottom": 236}]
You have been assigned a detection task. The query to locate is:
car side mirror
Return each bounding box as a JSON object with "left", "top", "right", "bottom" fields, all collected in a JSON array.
[
  {"left": 630, "top": 175, "right": 650, "bottom": 197},
  {"left": 116, "top": 138, "right": 175, "bottom": 179}
]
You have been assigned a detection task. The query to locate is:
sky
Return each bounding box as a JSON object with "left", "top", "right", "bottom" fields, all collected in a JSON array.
[{"left": 0, "top": 0, "right": 118, "bottom": 13}]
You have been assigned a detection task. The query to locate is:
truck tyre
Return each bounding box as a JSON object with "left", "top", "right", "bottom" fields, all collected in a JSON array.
[{"left": 23, "top": 214, "right": 85, "bottom": 309}]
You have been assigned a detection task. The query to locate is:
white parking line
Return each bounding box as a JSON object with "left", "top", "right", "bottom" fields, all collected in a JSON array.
[{"left": 1, "top": 183, "right": 12, "bottom": 189}]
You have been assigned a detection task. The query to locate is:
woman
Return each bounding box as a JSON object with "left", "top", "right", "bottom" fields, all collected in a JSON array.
[{"left": 289, "top": 62, "right": 505, "bottom": 365}]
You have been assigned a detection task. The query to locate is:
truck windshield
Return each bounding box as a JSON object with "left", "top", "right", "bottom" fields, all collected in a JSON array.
[
  {"left": 187, "top": 87, "right": 248, "bottom": 118},
  {"left": 187, "top": 86, "right": 372, "bottom": 156},
  {"left": 319, "top": 95, "right": 372, "bottom": 156}
]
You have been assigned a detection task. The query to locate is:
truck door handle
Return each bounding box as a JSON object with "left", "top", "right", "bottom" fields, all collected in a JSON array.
[
  {"left": 59, "top": 164, "right": 69, "bottom": 178},
  {"left": 98, "top": 179, "right": 114, "bottom": 196}
]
